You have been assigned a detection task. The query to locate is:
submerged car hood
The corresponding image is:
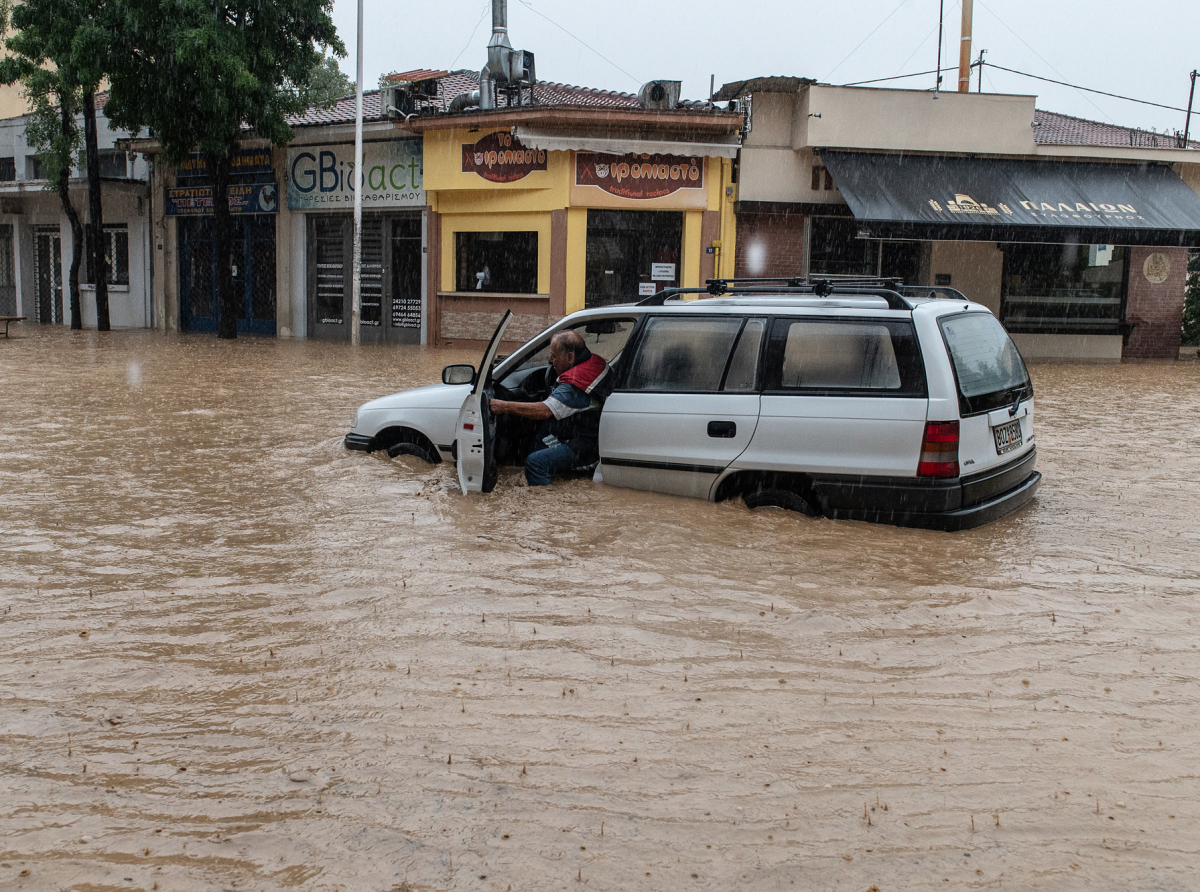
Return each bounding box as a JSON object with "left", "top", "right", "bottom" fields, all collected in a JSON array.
[{"left": 360, "top": 383, "right": 468, "bottom": 413}]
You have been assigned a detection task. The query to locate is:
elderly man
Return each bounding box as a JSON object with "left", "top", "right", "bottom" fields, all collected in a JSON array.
[{"left": 490, "top": 329, "right": 609, "bottom": 486}]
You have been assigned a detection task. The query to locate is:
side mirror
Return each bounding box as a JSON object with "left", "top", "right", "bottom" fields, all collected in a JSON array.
[{"left": 442, "top": 363, "right": 476, "bottom": 386}]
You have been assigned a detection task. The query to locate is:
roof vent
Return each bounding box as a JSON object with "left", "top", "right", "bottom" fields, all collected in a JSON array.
[{"left": 638, "top": 80, "right": 681, "bottom": 110}]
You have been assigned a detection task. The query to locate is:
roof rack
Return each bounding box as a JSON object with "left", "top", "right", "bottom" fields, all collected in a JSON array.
[{"left": 635, "top": 277, "right": 916, "bottom": 310}]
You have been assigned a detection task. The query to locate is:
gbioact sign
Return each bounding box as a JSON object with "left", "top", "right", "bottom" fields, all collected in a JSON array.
[{"left": 287, "top": 140, "right": 423, "bottom": 209}]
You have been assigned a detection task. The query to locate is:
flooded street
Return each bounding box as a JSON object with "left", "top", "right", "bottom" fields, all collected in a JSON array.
[{"left": 3, "top": 326, "right": 1200, "bottom": 891}]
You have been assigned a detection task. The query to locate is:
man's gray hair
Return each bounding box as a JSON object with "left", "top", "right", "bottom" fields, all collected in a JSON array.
[{"left": 552, "top": 329, "right": 586, "bottom": 356}]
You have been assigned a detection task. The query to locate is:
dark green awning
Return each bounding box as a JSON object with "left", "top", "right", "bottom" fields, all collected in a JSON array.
[{"left": 821, "top": 151, "right": 1200, "bottom": 246}]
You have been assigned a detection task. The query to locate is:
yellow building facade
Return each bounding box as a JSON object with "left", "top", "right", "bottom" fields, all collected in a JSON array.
[{"left": 415, "top": 112, "right": 740, "bottom": 347}]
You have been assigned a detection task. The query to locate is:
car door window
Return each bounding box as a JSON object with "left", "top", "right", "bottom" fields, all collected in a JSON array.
[
  {"left": 765, "top": 318, "right": 926, "bottom": 395},
  {"left": 625, "top": 317, "right": 743, "bottom": 392},
  {"left": 509, "top": 317, "right": 637, "bottom": 374},
  {"left": 721, "top": 319, "right": 765, "bottom": 391}
]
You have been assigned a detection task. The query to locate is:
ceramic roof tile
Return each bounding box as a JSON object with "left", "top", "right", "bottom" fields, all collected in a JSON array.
[{"left": 1034, "top": 108, "right": 1198, "bottom": 150}]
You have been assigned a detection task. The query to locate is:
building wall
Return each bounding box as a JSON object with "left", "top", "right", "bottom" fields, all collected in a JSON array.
[
  {"left": 733, "top": 211, "right": 805, "bottom": 278},
  {"left": 1123, "top": 246, "right": 1188, "bottom": 359},
  {"left": 929, "top": 241, "right": 1003, "bottom": 314}
]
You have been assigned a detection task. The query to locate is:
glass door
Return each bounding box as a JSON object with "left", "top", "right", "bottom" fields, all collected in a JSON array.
[{"left": 34, "top": 227, "right": 63, "bottom": 324}]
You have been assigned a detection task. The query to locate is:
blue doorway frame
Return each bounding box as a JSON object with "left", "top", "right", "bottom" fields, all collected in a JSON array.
[{"left": 179, "top": 215, "right": 276, "bottom": 336}]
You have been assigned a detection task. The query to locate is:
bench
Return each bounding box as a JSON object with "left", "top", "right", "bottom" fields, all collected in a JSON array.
[{"left": 1, "top": 316, "right": 25, "bottom": 337}]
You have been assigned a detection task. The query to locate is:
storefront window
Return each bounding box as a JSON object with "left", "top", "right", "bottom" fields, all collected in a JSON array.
[
  {"left": 586, "top": 210, "right": 682, "bottom": 308},
  {"left": 1001, "top": 243, "right": 1128, "bottom": 334},
  {"left": 455, "top": 231, "right": 538, "bottom": 293},
  {"left": 809, "top": 216, "right": 920, "bottom": 282}
]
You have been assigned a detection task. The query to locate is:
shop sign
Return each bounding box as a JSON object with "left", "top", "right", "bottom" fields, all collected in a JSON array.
[
  {"left": 287, "top": 140, "right": 423, "bottom": 209},
  {"left": 575, "top": 152, "right": 704, "bottom": 200},
  {"left": 1143, "top": 252, "right": 1170, "bottom": 283},
  {"left": 637, "top": 283, "right": 657, "bottom": 296},
  {"left": 461, "top": 132, "right": 547, "bottom": 183},
  {"left": 165, "top": 182, "right": 279, "bottom": 216},
  {"left": 175, "top": 150, "right": 274, "bottom": 178}
]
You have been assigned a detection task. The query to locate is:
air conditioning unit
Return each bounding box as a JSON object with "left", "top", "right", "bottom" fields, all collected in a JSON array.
[
  {"left": 386, "top": 78, "right": 440, "bottom": 119},
  {"left": 638, "top": 80, "right": 681, "bottom": 110}
]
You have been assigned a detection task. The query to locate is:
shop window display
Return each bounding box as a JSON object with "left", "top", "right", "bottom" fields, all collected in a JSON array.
[
  {"left": 1001, "top": 243, "right": 1128, "bottom": 334},
  {"left": 455, "top": 231, "right": 538, "bottom": 293}
]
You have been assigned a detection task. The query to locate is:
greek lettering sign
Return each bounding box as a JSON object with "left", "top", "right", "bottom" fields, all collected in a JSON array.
[
  {"left": 164, "top": 182, "right": 279, "bottom": 216},
  {"left": 461, "top": 132, "right": 547, "bottom": 183},
  {"left": 287, "top": 140, "right": 423, "bottom": 209},
  {"left": 575, "top": 152, "right": 704, "bottom": 200},
  {"left": 175, "top": 150, "right": 275, "bottom": 178},
  {"left": 1142, "top": 252, "right": 1170, "bottom": 284}
]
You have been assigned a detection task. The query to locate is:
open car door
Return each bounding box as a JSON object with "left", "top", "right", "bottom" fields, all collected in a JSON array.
[{"left": 455, "top": 310, "right": 513, "bottom": 494}]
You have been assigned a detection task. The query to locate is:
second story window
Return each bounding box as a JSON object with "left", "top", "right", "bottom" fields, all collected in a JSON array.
[{"left": 0, "top": 157, "right": 15, "bottom": 182}]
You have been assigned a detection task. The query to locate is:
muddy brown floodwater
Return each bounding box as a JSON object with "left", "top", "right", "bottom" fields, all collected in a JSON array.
[{"left": 2, "top": 327, "right": 1200, "bottom": 892}]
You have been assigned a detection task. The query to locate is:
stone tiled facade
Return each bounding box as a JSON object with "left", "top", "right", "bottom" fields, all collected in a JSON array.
[{"left": 1123, "top": 247, "right": 1190, "bottom": 359}]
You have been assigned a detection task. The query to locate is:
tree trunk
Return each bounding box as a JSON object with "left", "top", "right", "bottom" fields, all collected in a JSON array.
[
  {"left": 59, "top": 102, "right": 84, "bottom": 330},
  {"left": 82, "top": 88, "right": 109, "bottom": 331},
  {"left": 209, "top": 149, "right": 237, "bottom": 339}
]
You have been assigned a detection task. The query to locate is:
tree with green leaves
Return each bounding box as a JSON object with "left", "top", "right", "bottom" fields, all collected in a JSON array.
[
  {"left": 105, "top": 0, "right": 343, "bottom": 339},
  {"left": 3, "top": 0, "right": 114, "bottom": 330},
  {"left": 22, "top": 71, "right": 87, "bottom": 329},
  {"left": 1182, "top": 251, "right": 1200, "bottom": 347},
  {"left": 306, "top": 55, "right": 354, "bottom": 109}
]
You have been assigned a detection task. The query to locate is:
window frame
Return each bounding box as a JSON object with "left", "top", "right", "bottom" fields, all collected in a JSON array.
[
  {"left": 85, "top": 224, "right": 130, "bottom": 287},
  {"left": 761, "top": 315, "right": 929, "bottom": 398},
  {"left": 454, "top": 230, "right": 539, "bottom": 294}
]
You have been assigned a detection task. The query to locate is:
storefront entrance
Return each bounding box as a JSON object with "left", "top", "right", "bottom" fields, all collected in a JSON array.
[
  {"left": 585, "top": 210, "right": 682, "bottom": 308},
  {"left": 306, "top": 213, "right": 422, "bottom": 344},
  {"left": 34, "top": 227, "right": 63, "bottom": 324},
  {"left": 178, "top": 216, "right": 276, "bottom": 335}
]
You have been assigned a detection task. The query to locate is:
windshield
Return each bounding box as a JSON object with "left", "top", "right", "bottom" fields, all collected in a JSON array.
[{"left": 939, "top": 312, "right": 1031, "bottom": 415}]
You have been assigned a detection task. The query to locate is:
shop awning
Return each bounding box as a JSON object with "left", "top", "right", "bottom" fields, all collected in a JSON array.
[
  {"left": 513, "top": 125, "right": 740, "bottom": 159},
  {"left": 821, "top": 151, "right": 1200, "bottom": 246}
]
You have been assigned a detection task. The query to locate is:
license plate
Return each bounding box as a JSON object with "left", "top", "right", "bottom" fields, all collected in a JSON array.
[{"left": 993, "top": 418, "right": 1023, "bottom": 454}]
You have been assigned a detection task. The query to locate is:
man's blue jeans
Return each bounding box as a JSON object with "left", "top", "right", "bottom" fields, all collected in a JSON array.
[{"left": 525, "top": 443, "right": 580, "bottom": 486}]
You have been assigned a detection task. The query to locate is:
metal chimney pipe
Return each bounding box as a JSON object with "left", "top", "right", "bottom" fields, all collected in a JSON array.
[
  {"left": 958, "top": 0, "right": 973, "bottom": 92},
  {"left": 489, "top": 0, "right": 511, "bottom": 49}
]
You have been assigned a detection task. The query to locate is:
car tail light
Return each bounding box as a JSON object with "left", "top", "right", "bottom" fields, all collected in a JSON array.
[{"left": 918, "top": 420, "right": 959, "bottom": 478}]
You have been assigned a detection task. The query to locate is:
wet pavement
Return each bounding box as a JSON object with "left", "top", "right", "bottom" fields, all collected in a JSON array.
[{"left": 2, "top": 325, "right": 1199, "bottom": 891}]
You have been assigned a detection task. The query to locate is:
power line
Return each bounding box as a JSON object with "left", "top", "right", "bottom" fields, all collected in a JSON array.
[
  {"left": 982, "top": 62, "right": 1196, "bottom": 117},
  {"left": 974, "top": 0, "right": 1114, "bottom": 123},
  {"left": 450, "top": 1, "right": 491, "bottom": 70},
  {"left": 823, "top": 0, "right": 917, "bottom": 83},
  {"left": 841, "top": 66, "right": 958, "bottom": 88},
  {"left": 516, "top": 0, "right": 640, "bottom": 87}
]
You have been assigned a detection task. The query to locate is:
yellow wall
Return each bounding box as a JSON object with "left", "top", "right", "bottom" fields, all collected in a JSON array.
[
  {"left": 440, "top": 210, "right": 552, "bottom": 294},
  {"left": 565, "top": 207, "right": 587, "bottom": 314},
  {"left": 424, "top": 126, "right": 736, "bottom": 310}
]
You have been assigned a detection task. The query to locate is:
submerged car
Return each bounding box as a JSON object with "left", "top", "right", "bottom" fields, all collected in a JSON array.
[{"left": 344, "top": 278, "right": 1039, "bottom": 530}]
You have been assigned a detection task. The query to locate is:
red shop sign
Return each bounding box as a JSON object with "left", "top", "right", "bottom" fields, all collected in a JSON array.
[
  {"left": 461, "top": 132, "right": 547, "bottom": 183},
  {"left": 575, "top": 152, "right": 704, "bottom": 199}
]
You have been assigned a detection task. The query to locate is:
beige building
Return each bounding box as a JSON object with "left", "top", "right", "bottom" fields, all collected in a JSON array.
[{"left": 720, "top": 78, "right": 1200, "bottom": 360}]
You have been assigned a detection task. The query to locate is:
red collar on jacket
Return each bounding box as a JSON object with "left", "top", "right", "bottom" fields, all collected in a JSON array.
[{"left": 558, "top": 352, "right": 608, "bottom": 394}]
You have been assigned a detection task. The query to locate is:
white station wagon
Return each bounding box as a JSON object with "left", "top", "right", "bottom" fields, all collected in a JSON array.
[{"left": 345, "top": 278, "right": 1040, "bottom": 530}]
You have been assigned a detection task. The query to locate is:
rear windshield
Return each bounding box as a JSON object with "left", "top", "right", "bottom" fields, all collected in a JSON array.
[{"left": 939, "top": 313, "right": 1032, "bottom": 415}]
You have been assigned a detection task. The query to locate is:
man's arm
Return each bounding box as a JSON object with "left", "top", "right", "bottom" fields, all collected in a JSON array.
[{"left": 490, "top": 398, "right": 552, "bottom": 420}]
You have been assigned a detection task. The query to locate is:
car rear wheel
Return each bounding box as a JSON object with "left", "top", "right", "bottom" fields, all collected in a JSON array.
[{"left": 743, "top": 488, "right": 819, "bottom": 517}]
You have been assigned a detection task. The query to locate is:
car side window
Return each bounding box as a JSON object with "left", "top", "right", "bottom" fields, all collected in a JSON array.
[
  {"left": 722, "top": 319, "right": 765, "bottom": 391},
  {"left": 764, "top": 318, "right": 927, "bottom": 395},
  {"left": 625, "top": 317, "right": 743, "bottom": 392},
  {"left": 510, "top": 317, "right": 637, "bottom": 373}
]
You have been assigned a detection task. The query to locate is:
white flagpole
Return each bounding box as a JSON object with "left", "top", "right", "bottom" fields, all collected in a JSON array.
[{"left": 350, "top": 0, "right": 364, "bottom": 345}]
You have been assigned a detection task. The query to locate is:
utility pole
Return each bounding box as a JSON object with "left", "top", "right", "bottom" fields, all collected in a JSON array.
[
  {"left": 934, "top": 0, "right": 944, "bottom": 98},
  {"left": 976, "top": 48, "right": 986, "bottom": 93},
  {"left": 958, "top": 0, "right": 973, "bottom": 92},
  {"left": 350, "top": 0, "right": 364, "bottom": 346},
  {"left": 1184, "top": 69, "right": 1198, "bottom": 148}
]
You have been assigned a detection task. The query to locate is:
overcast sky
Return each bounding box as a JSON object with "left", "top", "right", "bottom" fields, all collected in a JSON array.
[{"left": 329, "top": 0, "right": 1199, "bottom": 136}]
